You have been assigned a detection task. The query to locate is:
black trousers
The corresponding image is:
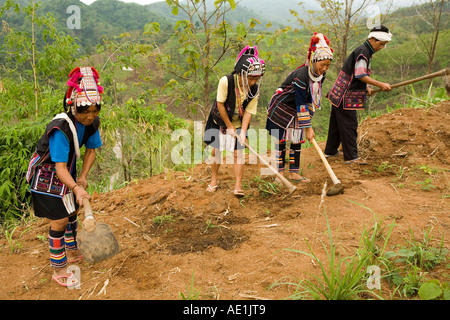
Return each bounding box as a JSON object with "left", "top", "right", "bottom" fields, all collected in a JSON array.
[{"left": 324, "top": 105, "right": 359, "bottom": 161}]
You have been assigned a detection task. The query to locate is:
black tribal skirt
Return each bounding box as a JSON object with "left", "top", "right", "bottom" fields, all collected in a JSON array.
[{"left": 31, "top": 191, "right": 79, "bottom": 220}]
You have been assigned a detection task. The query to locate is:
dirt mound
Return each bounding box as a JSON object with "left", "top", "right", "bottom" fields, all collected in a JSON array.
[
  {"left": 359, "top": 100, "right": 450, "bottom": 167},
  {"left": 0, "top": 101, "right": 449, "bottom": 301}
]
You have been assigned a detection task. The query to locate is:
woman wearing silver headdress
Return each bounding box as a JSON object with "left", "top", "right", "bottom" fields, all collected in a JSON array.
[
  {"left": 266, "top": 33, "right": 333, "bottom": 183},
  {"left": 26, "top": 66, "right": 103, "bottom": 287},
  {"left": 203, "top": 46, "right": 265, "bottom": 197}
]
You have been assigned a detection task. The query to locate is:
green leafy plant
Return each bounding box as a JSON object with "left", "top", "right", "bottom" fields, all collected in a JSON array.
[
  {"left": 203, "top": 218, "right": 220, "bottom": 234},
  {"left": 359, "top": 215, "right": 396, "bottom": 266},
  {"left": 376, "top": 162, "right": 394, "bottom": 173},
  {"left": 415, "top": 178, "right": 436, "bottom": 191},
  {"left": 36, "top": 234, "right": 47, "bottom": 243},
  {"left": 179, "top": 270, "right": 201, "bottom": 300},
  {"left": 251, "top": 175, "right": 280, "bottom": 197},
  {"left": 152, "top": 215, "right": 175, "bottom": 225},
  {"left": 402, "top": 264, "right": 427, "bottom": 297},
  {"left": 418, "top": 280, "right": 450, "bottom": 300},
  {"left": 284, "top": 211, "right": 382, "bottom": 300},
  {"left": 385, "top": 227, "right": 447, "bottom": 271},
  {"left": 0, "top": 119, "right": 44, "bottom": 224},
  {"left": 4, "top": 225, "right": 32, "bottom": 253},
  {"left": 420, "top": 165, "right": 437, "bottom": 175},
  {"left": 382, "top": 226, "right": 448, "bottom": 298}
]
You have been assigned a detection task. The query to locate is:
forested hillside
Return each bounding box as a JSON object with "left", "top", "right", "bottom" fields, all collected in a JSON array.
[
  {"left": 0, "top": 0, "right": 448, "bottom": 223},
  {"left": 0, "top": 0, "right": 315, "bottom": 51},
  {"left": 0, "top": 0, "right": 448, "bottom": 303}
]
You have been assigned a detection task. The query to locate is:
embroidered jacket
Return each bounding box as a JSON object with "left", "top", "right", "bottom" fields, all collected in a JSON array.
[
  {"left": 26, "top": 113, "right": 100, "bottom": 183},
  {"left": 327, "top": 40, "right": 375, "bottom": 110},
  {"left": 210, "top": 74, "right": 258, "bottom": 127},
  {"left": 267, "top": 65, "right": 325, "bottom": 129}
]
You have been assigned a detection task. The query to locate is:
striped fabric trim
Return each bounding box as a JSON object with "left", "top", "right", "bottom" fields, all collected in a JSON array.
[
  {"left": 285, "top": 128, "right": 305, "bottom": 144},
  {"left": 296, "top": 104, "right": 312, "bottom": 128},
  {"left": 276, "top": 151, "right": 285, "bottom": 172},
  {"left": 267, "top": 77, "right": 312, "bottom": 130},
  {"left": 354, "top": 59, "right": 370, "bottom": 78},
  {"left": 49, "top": 235, "right": 67, "bottom": 268},
  {"left": 267, "top": 78, "right": 303, "bottom": 130},
  {"left": 62, "top": 192, "right": 76, "bottom": 214},
  {"left": 276, "top": 143, "right": 286, "bottom": 172},
  {"left": 26, "top": 153, "right": 41, "bottom": 183},
  {"left": 267, "top": 90, "right": 296, "bottom": 129},
  {"left": 289, "top": 150, "right": 300, "bottom": 172},
  {"left": 293, "top": 80, "right": 307, "bottom": 91},
  {"left": 65, "top": 220, "right": 78, "bottom": 251}
]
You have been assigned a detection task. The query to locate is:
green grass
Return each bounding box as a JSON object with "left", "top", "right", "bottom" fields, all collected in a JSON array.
[
  {"left": 271, "top": 201, "right": 448, "bottom": 300},
  {"left": 179, "top": 270, "right": 201, "bottom": 300},
  {"left": 280, "top": 210, "right": 383, "bottom": 300}
]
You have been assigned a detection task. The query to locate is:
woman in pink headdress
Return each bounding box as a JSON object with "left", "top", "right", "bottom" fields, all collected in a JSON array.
[
  {"left": 266, "top": 33, "right": 333, "bottom": 183},
  {"left": 26, "top": 66, "right": 103, "bottom": 287}
]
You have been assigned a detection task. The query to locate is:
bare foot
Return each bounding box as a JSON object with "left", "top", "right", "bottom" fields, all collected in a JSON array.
[
  {"left": 52, "top": 267, "right": 78, "bottom": 287},
  {"left": 288, "top": 172, "right": 310, "bottom": 182},
  {"left": 67, "top": 249, "right": 83, "bottom": 263}
]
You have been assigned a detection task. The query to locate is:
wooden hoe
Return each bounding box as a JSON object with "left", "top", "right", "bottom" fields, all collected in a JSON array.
[
  {"left": 311, "top": 138, "right": 344, "bottom": 196},
  {"left": 234, "top": 133, "right": 297, "bottom": 194},
  {"left": 78, "top": 198, "right": 120, "bottom": 264},
  {"left": 371, "top": 68, "right": 450, "bottom": 95}
]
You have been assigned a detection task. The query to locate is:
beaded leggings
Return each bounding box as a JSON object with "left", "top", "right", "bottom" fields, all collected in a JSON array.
[
  {"left": 48, "top": 215, "right": 78, "bottom": 268},
  {"left": 276, "top": 142, "right": 301, "bottom": 173}
]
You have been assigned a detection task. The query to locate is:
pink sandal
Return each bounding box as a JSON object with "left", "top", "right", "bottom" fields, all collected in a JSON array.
[
  {"left": 52, "top": 273, "right": 78, "bottom": 287},
  {"left": 68, "top": 254, "right": 83, "bottom": 263}
]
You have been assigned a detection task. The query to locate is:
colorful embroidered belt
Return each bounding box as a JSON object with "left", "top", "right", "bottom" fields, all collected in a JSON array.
[
  {"left": 343, "top": 90, "right": 367, "bottom": 110},
  {"left": 30, "top": 163, "right": 68, "bottom": 198},
  {"left": 327, "top": 70, "right": 352, "bottom": 107}
]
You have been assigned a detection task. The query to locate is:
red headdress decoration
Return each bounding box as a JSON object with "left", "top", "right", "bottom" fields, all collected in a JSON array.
[
  {"left": 306, "top": 32, "right": 334, "bottom": 64},
  {"left": 65, "top": 66, "right": 104, "bottom": 109}
]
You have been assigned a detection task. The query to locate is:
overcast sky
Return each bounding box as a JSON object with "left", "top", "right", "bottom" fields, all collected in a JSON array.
[
  {"left": 79, "top": 0, "right": 418, "bottom": 7},
  {"left": 80, "top": 0, "right": 163, "bottom": 4}
]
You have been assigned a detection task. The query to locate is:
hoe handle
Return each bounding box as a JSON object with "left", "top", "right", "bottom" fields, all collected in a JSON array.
[
  {"left": 82, "top": 198, "right": 96, "bottom": 232},
  {"left": 371, "top": 68, "right": 449, "bottom": 94},
  {"left": 233, "top": 133, "right": 297, "bottom": 194},
  {"left": 311, "top": 138, "right": 341, "bottom": 185}
]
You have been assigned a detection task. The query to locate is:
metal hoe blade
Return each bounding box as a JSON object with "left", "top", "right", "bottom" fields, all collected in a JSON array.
[{"left": 78, "top": 222, "right": 120, "bottom": 264}]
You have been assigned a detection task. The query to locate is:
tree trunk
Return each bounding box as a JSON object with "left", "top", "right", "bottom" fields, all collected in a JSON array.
[
  {"left": 149, "top": 150, "right": 153, "bottom": 177},
  {"left": 427, "top": 0, "right": 444, "bottom": 85},
  {"left": 31, "top": 0, "right": 38, "bottom": 119}
]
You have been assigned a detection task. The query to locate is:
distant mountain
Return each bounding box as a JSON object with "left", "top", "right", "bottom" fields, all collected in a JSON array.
[
  {"left": 0, "top": 0, "right": 314, "bottom": 53},
  {"left": 144, "top": 0, "right": 314, "bottom": 29},
  {"left": 238, "top": 0, "right": 320, "bottom": 28},
  {"left": 0, "top": 0, "right": 436, "bottom": 54}
]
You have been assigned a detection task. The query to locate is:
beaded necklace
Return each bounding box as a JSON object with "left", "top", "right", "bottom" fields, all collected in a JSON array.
[
  {"left": 235, "top": 74, "right": 244, "bottom": 118},
  {"left": 308, "top": 63, "right": 323, "bottom": 111}
]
